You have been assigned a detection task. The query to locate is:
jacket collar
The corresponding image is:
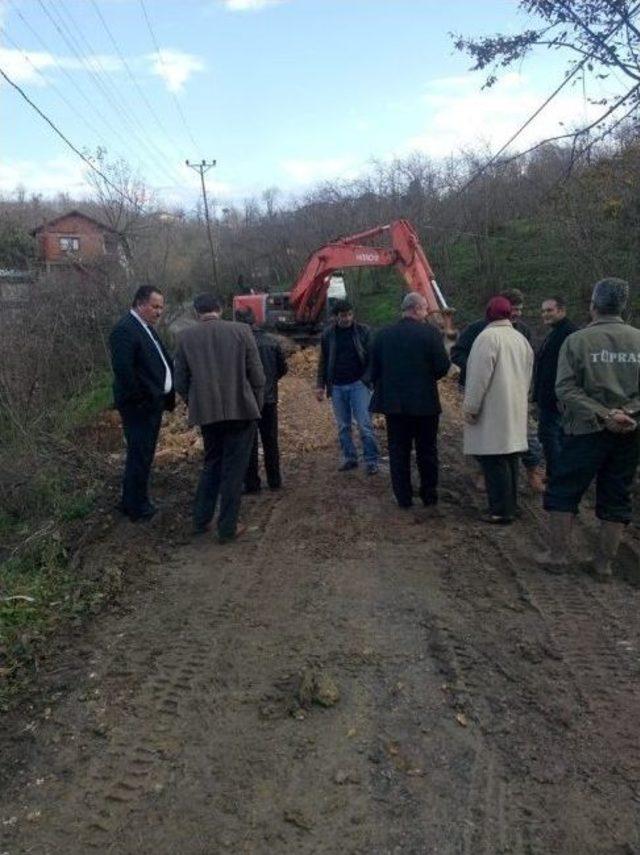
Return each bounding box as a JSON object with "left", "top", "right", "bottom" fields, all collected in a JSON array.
[
  {"left": 487, "top": 319, "right": 512, "bottom": 327},
  {"left": 589, "top": 315, "right": 624, "bottom": 326}
]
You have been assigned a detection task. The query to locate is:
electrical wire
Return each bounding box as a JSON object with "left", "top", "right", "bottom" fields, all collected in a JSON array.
[
  {"left": 455, "top": 3, "right": 640, "bottom": 196},
  {"left": 53, "top": 0, "right": 185, "bottom": 185},
  {"left": 34, "top": 0, "right": 183, "bottom": 187},
  {"left": 137, "top": 0, "right": 201, "bottom": 153},
  {"left": 88, "top": 0, "right": 185, "bottom": 163},
  {"left": 0, "top": 64, "right": 146, "bottom": 211}
]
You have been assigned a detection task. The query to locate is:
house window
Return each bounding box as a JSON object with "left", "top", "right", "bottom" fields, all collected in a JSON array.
[{"left": 59, "top": 236, "right": 80, "bottom": 253}]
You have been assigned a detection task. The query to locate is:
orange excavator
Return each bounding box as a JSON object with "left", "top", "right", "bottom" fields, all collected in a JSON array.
[{"left": 232, "top": 218, "right": 455, "bottom": 344}]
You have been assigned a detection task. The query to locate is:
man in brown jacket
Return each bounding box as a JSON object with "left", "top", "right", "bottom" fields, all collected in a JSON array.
[{"left": 175, "top": 293, "right": 265, "bottom": 542}]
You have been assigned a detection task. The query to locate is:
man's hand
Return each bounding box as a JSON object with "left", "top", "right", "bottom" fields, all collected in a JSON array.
[
  {"left": 315, "top": 388, "right": 325, "bottom": 402},
  {"left": 464, "top": 411, "right": 479, "bottom": 425},
  {"left": 604, "top": 409, "right": 637, "bottom": 433}
]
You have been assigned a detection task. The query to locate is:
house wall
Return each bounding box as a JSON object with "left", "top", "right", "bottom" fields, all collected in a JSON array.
[{"left": 36, "top": 214, "right": 109, "bottom": 264}]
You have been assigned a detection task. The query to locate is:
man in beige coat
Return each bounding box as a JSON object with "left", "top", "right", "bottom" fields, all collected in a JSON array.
[
  {"left": 463, "top": 296, "right": 534, "bottom": 523},
  {"left": 175, "top": 293, "right": 265, "bottom": 542}
]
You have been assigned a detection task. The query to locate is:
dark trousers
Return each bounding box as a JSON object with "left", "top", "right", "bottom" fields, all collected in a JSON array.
[
  {"left": 477, "top": 453, "right": 520, "bottom": 519},
  {"left": 194, "top": 420, "right": 257, "bottom": 537},
  {"left": 245, "top": 403, "right": 281, "bottom": 491},
  {"left": 544, "top": 430, "right": 640, "bottom": 523},
  {"left": 537, "top": 406, "right": 564, "bottom": 480},
  {"left": 119, "top": 405, "right": 163, "bottom": 518},
  {"left": 385, "top": 414, "right": 440, "bottom": 508}
]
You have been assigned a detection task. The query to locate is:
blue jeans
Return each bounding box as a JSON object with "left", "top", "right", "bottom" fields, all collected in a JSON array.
[
  {"left": 537, "top": 406, "right": 564, "bottom": 480},
  {"left": 331, "top": 381, "right": 379, "bottom": 465},
  {"left": 522, "top": 426, "right": 543, "bottom": 469}
]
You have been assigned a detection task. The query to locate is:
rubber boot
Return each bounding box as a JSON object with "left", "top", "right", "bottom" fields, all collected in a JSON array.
[
  {"left": 593, "top": 521, "right": 624, "bottom": 580},
  {"left": 535, "top": 512, "right": 574, "bottom": 574}
]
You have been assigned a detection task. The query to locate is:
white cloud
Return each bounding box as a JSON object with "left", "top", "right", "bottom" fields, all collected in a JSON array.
[
  {"left": 405, "top": 72, "right": 600, "bottom": 159},
  {"left": 281, "top": 157, "right": 360, "bottom": 185},
  {"left": 147, "top": 49, "right": 205, "bottom": 93},
  {"left": 222, "top": 0, "right": 283, "bottom": 10},
  {"left": 0, "top": 46, "right": 204, "bottom": 94},
  {"left": 0, "top": 156, "right": 91, "bottom": 196}
]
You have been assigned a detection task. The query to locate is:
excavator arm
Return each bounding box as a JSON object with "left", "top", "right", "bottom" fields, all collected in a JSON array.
[{"left": 288, "top": 219, "right": 453, "bottom": 332}]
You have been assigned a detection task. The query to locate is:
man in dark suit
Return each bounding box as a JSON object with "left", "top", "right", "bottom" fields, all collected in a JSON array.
[
  {"left": 174, "top": 293, "right": 265, "bottom": 543},
  {"left": 370, "top": 293, "right": 450, "bottom": 509},
  {"left": 109, "top": 285, "right": 175, "bottom": 521},
  {"left": 533, "top": 296, "right": 577, "bottom": 479}
]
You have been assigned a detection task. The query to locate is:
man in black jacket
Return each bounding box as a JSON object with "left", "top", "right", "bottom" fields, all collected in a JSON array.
[
  {"left": 316, "top": 300, "right": 379, "bottom": 474},
  {"left": 370, "top": 293, "right": 450, "bottom": 508},
  {"left": 450, "top": 287, "right": 545, "bottom": 492},
  {"left": 237, "top": 308, "right": 288, "bottom": 492},
  {"left": 533, "top": 296, "right": 577, "bottom": 479},
  {"left": 109, "top": 285, "right": 175, "bottom": 521}
]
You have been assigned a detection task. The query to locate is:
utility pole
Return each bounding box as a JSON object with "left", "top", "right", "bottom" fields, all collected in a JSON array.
[{"left": 186, "top": 159, "right": 218, "bottom": 289}]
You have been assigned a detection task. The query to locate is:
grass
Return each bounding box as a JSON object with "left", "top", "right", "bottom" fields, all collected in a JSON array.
[
  {"left": 0, "top": 536, "right": 102, "bottom": 704},
  {"left": 0, "top": 370, "right": 112, "bottom": 706}
]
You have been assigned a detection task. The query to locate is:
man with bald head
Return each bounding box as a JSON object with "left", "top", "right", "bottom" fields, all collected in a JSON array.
[{"left": 370, "top": 293, "right": 451, "bottom": 510}]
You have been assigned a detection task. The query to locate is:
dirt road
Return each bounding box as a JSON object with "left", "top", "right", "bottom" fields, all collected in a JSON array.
[{"left": 2, "top": 368, "right": 640, "bottom": 854}]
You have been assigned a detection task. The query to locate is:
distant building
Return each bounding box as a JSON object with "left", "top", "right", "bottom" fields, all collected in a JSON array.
[{"left": 31, "top": 210, "right": 122, "bottom": 274}]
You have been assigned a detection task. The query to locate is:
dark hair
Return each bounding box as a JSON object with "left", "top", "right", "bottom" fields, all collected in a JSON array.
[
  {"left": 193, "top": 292, "right": 222, "bottom": 315},
  {"left": 331, "top": 299, "right": 353, "bottom": 316},
  {"left": 499, "top": 288, "right": 524, "bottom": 307},
  {"left": 543, "top": 295, "right": 566, "bottom": 309},
  {"left": 236, "top": 307, "right": 255, "bottom": 325},
  {"left": 132, "top": 285, "right": 162, "bottom": 307}
]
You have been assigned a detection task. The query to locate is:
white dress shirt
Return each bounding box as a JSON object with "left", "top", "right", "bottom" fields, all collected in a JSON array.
[{"left": 130, "top": 309, "right": 172, "bottom": 394}]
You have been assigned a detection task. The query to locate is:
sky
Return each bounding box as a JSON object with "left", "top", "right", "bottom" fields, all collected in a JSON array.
[{"left": 0, "top": 0, "right": 618, "bottom": 210}]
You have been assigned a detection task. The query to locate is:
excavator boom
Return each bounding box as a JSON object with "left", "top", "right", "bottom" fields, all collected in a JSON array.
[{"left": 288, "top": 218, "right": 450, "bottom": 325}]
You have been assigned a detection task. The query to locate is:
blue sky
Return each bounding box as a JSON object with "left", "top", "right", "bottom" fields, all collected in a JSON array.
[{"left": 0, "top": 0, "right": 613, "bottom": 209}]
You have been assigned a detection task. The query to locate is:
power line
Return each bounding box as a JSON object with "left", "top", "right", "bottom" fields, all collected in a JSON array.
[
  {"left": 0, "top": 26, "right": 107, "bottom": 145},
  {"left": 34, "top": 0, "right": 182, "bottom": 187},
  {"left": 88, "top": 0, "right": 185, "bottom": 163},
  {"left": 0, "top": 64, "right": 145, "bottom": 211},
  {"left": 137, "top": 0, "right": 201, "bottom": 152},
  {"left": 7, "top": 0, "right": 141, "bottom": 163},
  {"left": 53, "top": 0, "right": 185, "bottom": 185},
  {"left": 455, "top": 3, "right": 640, "bottom": 197}
]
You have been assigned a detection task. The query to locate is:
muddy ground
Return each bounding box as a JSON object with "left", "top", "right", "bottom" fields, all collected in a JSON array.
[{"left": 1, "top": 362, "right": 640, "bottom": 854}]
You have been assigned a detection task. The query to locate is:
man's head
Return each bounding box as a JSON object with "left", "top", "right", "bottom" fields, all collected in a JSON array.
[
  {"left": 590, "top": 278, "right": 629, "bottom": 317},
  {"left": 500, "top": 288, "right": 524, "bottom": 320},
  {"left": 541, "top": 296, "right": 567, "bottom": 327},
  {"left": 132, "top": 285, "right": 164, "bottom": 326},
  {"left": 235, "top": 307, "right": 256, "bottom": 327},
  {"left": 401, "top": 292, "right": 428, "bottom": 322},
  {"left": 332, "top": 299, "right": 354, "bottom": 328},
  {"left": 193, "top": 292, "right": 222, "bottom": 318}
]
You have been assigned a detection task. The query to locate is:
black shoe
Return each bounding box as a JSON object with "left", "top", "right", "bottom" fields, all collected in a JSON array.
[
  {"left": 129, "top": 507, "right": 157, "bottom": 523},
  {"left": 366, "top": 463, "right": 379, "bottom": 476},
  {"left": 243, "top": 485, "right": 261, "bottom": 495},
  {"left": 338, "top": 460, "right": 358, "bottom": 472}
]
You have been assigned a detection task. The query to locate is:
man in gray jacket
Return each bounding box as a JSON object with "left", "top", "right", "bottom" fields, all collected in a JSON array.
[
  {"left": 538, "top": 278, "right": 640, "bottom": 577},
  {"left": 175, "top": 293, "right": 265, "bottom": 542}
]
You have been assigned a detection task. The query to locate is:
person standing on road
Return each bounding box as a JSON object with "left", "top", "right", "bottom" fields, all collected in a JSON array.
[
  {"left": 236, "top": 307, "right": 288, "bottom": 493},
  {"left": 538, "top": 278, "right": 640, "bottom": 578},
  {"left": 451, "top": 287, "right": 545, "bottom": 493},
  {"left": 532, "top": 296, "right": 577, "bottom": 480},
  {"left": 316, "top": 299, "right": 379, "bottom": 474},
  {"left": 370, "top": 293, "right": 450, "bottom": 510},
  {"left": 463, "top": 296, "right": 534, "bottom": 524},
  {"left": 109, "top": 285, "right": 175, "bottom": 522},
  {"left": 174, "top": 294, "right": 265, "bottom": 543}
]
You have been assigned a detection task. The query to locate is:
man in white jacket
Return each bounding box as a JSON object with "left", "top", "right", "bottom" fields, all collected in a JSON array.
[{"left": 463, "top": 296, "right": 534, "bottom": 523}]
